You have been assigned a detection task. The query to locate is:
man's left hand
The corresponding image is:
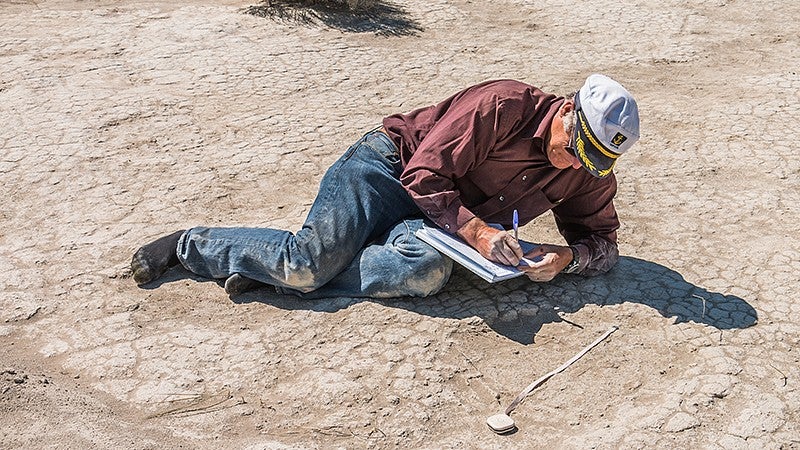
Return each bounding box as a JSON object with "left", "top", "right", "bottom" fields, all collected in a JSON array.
[{"left": 518, "top": 244, "right": 573, "bottom": 282}]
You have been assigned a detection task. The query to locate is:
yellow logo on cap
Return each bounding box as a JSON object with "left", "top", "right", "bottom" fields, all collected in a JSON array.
[{"left": 611, "top": 132, "right": 627, "bottom": 147}]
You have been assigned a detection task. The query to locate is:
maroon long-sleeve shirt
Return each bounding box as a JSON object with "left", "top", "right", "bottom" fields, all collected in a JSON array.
[{"left": 383, "top": 79, "right": 620, "bottom": 275}]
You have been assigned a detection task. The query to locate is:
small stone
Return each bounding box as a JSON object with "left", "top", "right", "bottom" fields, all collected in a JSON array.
[{"left": 664, "top": 412, "right": 700, "bottom": 432}]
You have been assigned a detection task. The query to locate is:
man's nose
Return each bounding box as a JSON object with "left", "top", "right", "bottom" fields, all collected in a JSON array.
[{"left": 570, "top": 155, "right": 582, "bottom": 170}]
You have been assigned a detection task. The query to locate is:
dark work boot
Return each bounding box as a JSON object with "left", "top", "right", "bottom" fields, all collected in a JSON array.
[
  {"left": 224, "top": 273, "right": 265, "bottom": 296},
  {"left": 131, "top": 230, "right": 185, "bottom": 285}
]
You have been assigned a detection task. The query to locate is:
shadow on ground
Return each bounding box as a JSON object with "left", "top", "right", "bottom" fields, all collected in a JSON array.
[
  {"left": 243, "top": 0, "right": 423, "bottom": 36},
  {"left": 228, "top": 256, "right": 758, "bottom": 344}
]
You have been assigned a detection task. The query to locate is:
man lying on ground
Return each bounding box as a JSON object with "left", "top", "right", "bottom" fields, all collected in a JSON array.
[{"left": 131, "top": 74, "right": 640, "bottom": 299}]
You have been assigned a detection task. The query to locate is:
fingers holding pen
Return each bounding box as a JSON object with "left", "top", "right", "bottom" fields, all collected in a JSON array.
[
  {"left": 488, "top": 231, "right": 523, "bottom": 265},
  {"left": 457, "top": 217, "right": 523, "bottom": 266}
]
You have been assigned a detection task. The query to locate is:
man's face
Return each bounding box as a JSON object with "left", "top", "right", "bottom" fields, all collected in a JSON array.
[{"left": 547, "top": 101, "right": 583, "bottom": 171}]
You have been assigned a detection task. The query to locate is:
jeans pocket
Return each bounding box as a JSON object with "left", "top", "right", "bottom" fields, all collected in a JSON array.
[
  {"left": 379, "top": 147, "right": 401, "bottom": 165},
  {"left": 364, "top": 136, "right": 401, "bottom": 165}
]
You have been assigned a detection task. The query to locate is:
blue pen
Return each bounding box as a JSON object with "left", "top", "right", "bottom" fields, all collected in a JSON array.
[{"left": 512, "top": 209, "right": 519, "bottom": 243}]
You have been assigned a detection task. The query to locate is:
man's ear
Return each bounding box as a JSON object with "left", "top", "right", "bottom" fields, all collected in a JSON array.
[{"left": 560, "top": 99, "right": 575, "bottom": 115}]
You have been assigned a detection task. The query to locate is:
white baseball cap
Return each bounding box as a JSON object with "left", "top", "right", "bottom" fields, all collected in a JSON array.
[{"left": 573, "top": 74, "right": 640, "bottom": 178}]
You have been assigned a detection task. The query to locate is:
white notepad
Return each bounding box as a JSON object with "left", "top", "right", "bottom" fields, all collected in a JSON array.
[{"left": 415, "top": 224, "right": 540, "bottom": 283}]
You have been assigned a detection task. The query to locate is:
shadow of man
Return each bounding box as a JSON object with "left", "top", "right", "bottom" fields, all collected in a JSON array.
[{"left": 230, "top": 256, "right": 757, "bottom": 344}]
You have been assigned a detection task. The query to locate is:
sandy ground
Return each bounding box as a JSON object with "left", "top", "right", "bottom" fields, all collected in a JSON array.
[{"left": 1, "top": 0, "right": 799, "bottom": 448}]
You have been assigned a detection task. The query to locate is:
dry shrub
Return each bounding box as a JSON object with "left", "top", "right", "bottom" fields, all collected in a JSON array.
[
  {"left": 344, "top": 0, "right": 374, "bottom": 9},
  {"left": 267, "top": 0, "right": 376, "bottom": 10},
  {"left": 246, "top": 0, "right": 422, "bottom": 36}
]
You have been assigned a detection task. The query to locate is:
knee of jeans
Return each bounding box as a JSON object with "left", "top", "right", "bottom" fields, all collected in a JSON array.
[
  {"left": 283, "top": 264, "right": 329, "bottom": 293},
  {"left": 401, "top": 250, "right": 453, "bottom": 297}
]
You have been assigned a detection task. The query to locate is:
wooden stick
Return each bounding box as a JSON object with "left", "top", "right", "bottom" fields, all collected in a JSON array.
[{"left": 504, "top": 325, "right": 618, "bottom": 415}]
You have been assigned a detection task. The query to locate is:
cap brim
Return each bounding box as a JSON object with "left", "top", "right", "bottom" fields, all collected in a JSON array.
[{"left": 573, "top": 108, "right": 619, "bottom": 178}]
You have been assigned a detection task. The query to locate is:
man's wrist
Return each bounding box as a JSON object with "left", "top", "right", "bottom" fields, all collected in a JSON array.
[
  {"left": 561, "top": 246, "right": 580, "bottom": 274},
  {"left": 456, "top": 217, "right": 486, "bottom": 246}
]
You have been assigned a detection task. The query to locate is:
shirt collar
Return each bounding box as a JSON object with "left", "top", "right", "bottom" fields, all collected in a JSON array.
[{"left": 521, "top": 97, "right": 565, "bottom": 163}]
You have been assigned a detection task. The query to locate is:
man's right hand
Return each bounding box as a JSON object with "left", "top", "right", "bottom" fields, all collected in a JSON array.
[{"left": 457, "top": 217, "right": 523, "bottom": 266}]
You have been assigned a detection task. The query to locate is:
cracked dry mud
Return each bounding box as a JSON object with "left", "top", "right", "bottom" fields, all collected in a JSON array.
[{"left": 1, "top": 0, "right": 799, "bottom": 448}]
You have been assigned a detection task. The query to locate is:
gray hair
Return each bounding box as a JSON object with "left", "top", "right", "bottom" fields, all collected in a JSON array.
[{"left": 561, "top": 103, "right": 577, "bottom": 136}]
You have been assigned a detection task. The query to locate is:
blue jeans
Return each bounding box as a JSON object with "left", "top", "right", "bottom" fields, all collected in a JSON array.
[{"left": 177, "top": 130, "right": 453, "bottom": 298}]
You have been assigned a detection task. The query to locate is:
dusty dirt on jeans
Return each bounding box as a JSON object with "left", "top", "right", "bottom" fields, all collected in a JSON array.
[{"left": 1, "top": 0, "right": 799, "bottom": 448}]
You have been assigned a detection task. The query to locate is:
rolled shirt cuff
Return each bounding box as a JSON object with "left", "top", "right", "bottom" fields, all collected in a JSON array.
[{"left": 573, "top": 243, "right": 591, "bottom": 274}]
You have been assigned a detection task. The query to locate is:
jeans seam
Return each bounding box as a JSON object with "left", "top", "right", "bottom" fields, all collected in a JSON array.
[
  {"left": 315, "top": 137, "right": 366, "bottom": 209},
  {"left": 398, "top": 220, "right": 412, "bottom": 245},
  {"left": 341, "top": 136, "right": 365, "bottom": 162}
]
